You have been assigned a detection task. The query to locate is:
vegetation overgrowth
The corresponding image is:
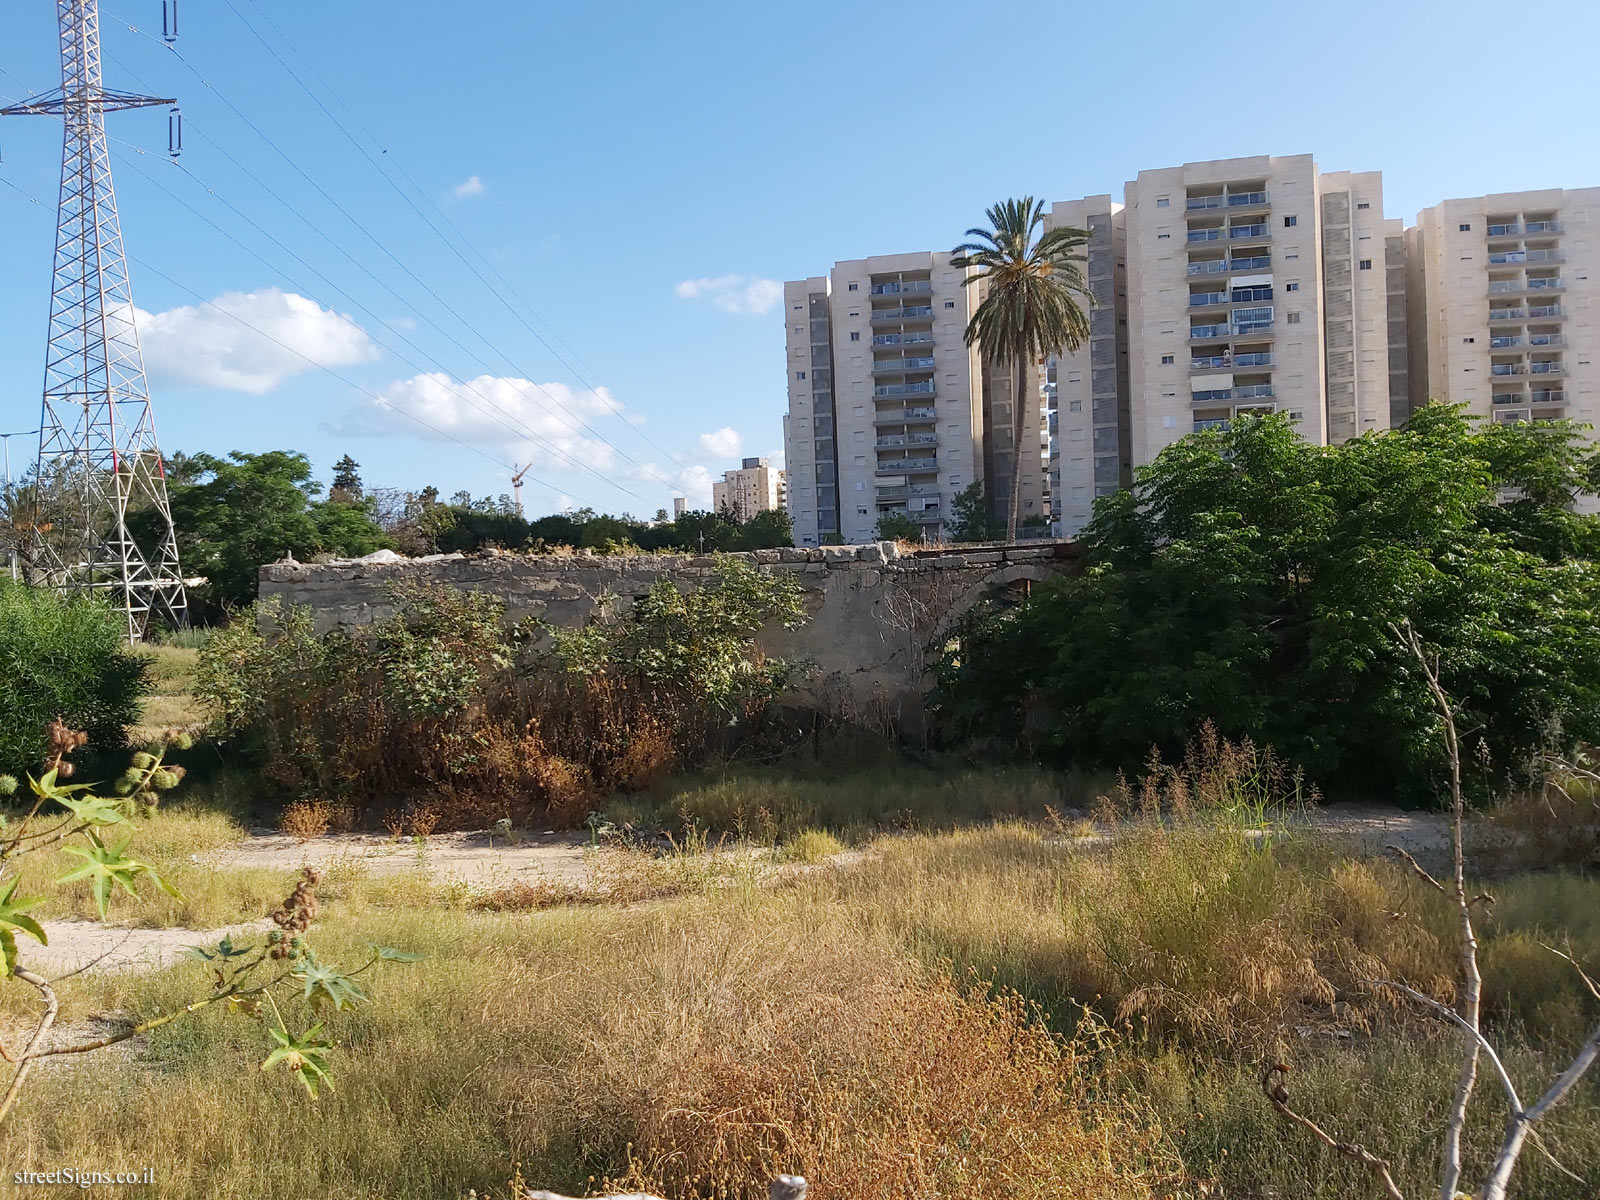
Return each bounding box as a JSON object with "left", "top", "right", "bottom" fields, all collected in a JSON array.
[{"left": 932, "top": 408, "right": 1600, "bottom": 799}]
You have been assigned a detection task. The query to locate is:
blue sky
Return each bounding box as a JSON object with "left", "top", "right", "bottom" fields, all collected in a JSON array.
[{"left": 2, "top": 0, "right": 1597, "bottom": 517}]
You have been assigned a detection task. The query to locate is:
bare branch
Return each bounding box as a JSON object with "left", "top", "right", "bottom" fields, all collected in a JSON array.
[
  {"left": 1385, "top": 844, "right": 1445, "bottom": 893},
  {"left": 1260, "top": 1063, "right": 1404, "bottom": 1200},
  {"left": 1372, "top": 979, "right": 1521, "bottom": 1113},
  {"left": 0, "top": 964, "right": 59, "bottom": 1125}
]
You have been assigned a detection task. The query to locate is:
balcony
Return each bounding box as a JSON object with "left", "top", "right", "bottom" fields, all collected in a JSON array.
[
  {"left": 1234, "top": 320, "right": 1274, "bottom": 335},
  {"left": 875, "top": 486, "right": 909, "bottom": 502},
  {"left": 1229, "top": 254, "right": 1271, "bottom": 271},
  {"left": 1492, "top": 392, "right": 1526, "bottom": 405},
  {"left": 910, "top": 509, "right": 943, "bottom": 524},
  {"left": 1525, "top": 249, "right": 1565, "bottom": 263},
  {"left": 1524, "top": 220, "right": 1564, "bottom": 234},
  {"left": 876, "top": 432, "right": 939, "bottom": 448},
  {"left": 1527, "top": 277, "right": 1565, "bottom": 291},
  {"left": 872, "top": 331, "right": 933, "bottom": 347},
  {"left": 1187, "top": 227, "right": 1225, "bottom": 243},
  {"left": 870, "top": 305, "right": 934, "bottom": 322},
  {"left": 1194, "top": 418, "right": 1232, "bottom": 432},
  {"left": 1186, "top": 195, "right": 1225, "bottom": 210},
  {"left": 1227, "top": 190, "right": 1270, "bottom": 207},
  {"left": 1232, "top": 306, "right": 1274, "bottom": 335},
  {"left": 873, "top": 381, "right": 936, "bottom": 397},
  {"left": 1489, "top": 307, "right": 1527, "bottom": 321},
  {"left": 1191, "top": 387, "right": 1233, "bottom": 404},
  {"left": 1228, "top": 223, "right": 1270, "bottom": 240},
  {"left": 1489, "top": 336, "right": 1524, "bottom": 349},
  {"left": 1528, "top": 304, "right": 1565, "bottom": 319},
  {"left": 1487, "top": 223, "right": 1521, "bottom": 237},
  {"left": 870, "top": 280, "right": 933, "bottom": 295},
  {"left": 1188, "top": 323, "right": 1230, "bottom": 341},
  {"left": 1489, "top": 252, "right": 1528, "bottom": 264},
  {"left": 1528, "top": 333, "right": 1565, "bottom": 347},
  {"left": 1531, "top": 390, "right": 1567, "bottom": 405},
  {"left": 1488, "top": 279, "right": 1523, "bottom": 295},
  {"left": 1191, "top": 354, "right": 1230, "bottom": 370},
  {"left": 872, "top": 406, "right": 936, "bottom": 425},
  {"left": 1189, "top": 291, "right": 1229, "bottom": 307},
  {"left": 871, "top": 355, "right": 935, "bottom": 373},
  {"left": 1528, "top": 362, "right": 1566, "bottom": 375},
  {"left": 1490, "top": 364, "right": 1525, "bottom": 376},
  {"left": 1188, "top": 259, "right": 1228, "bottom": 276},
  {"left": 875, "top": 457, "right": 939, "bottom": 474},
  {"left": 1235, "top": 383, "right": 1275, "bottom": 399},
  {"left": 1234, "top": 351, "right": 1273, "bottom": 367},
  {"left": 1231, "top": 286, "right": 1274, "bottom": 304}
]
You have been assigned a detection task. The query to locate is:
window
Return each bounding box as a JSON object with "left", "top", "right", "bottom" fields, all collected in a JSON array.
[
  {"left": 1357, "top": 202, "right": 1370, "bottom": 210},
  {"left": 1284, "top": 215, "right": 1298, "bottom": 227},
  {"left": 1459, "top": 223, "right": 1471, "bottom": 232},
  {"left": 1286, "top": 282, "right": 1300, "bottom": 292},
  {"left": 795, "top": 371, "right": 806, "bottom": 380},
  {"left": 792, "top": 304, "right": 802, "bottom": 311},
  {"left": 1156, "top": 197, "right": 1170, "bottom": 207},
  {"left": 1464, "top": 336, "right": 1475, "bottom": 344},
  {"left": 1359, "top": 259, "right": 1372, "bottom": 270},
  {"left": 1068, "top": 398, "right": 1082, "bottom": 412},
  {"left": 1287, "top": 312, "right": 1302, "bottom": 325},
  {"left": 1285, "top": 252, "right": 1299, "bottom": 261},
  {"left": 848, "top": 282, "right": 859, "bottom": 291},
  {"left": 943, "top": 300, "right": 956, "bottom": 309},
  {"left": 849, "top": 331, "right": 859, "bottom": 341},
  {"left": 1157, "top": 232, "right": 1171, "bottom": 240},
  {"left": 1161, "top": 354, "right": 1174, "bottom": 365}
]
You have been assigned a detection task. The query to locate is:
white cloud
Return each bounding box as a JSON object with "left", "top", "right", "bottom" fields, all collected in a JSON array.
[
  {"left": 674, "top": 274, "right": 782, "bottom": 316},
  {"left": 340, "top": 372, "right": 624, "bottom": 472},
  {"left": 451, "top": 175, "right": 485, "bottom": 200},
  {"left": 696, "top": 426, "right": 742, "bottom": 459},
  {"left": 135, "top": 288, "right": 377, "bottom": 395}
]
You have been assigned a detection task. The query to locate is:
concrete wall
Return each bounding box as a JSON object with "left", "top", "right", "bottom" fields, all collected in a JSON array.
[{"left": 259, "top": 542, "right": 1081, "bottom": 730}]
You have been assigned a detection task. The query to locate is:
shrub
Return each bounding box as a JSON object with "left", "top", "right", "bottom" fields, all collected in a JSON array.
[
  {"left": 0, "top": 582, "right": 148, "bottom": 771},
  {"left": 280, "top": 799, "right": 332, "bottom": 841}
]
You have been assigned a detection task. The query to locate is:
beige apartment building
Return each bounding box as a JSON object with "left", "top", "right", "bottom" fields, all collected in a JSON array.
[
  {"left": 781, "top": 252, "right": 985, "bottom": 546},
  {"left": 1407, "top": 188, "right": 1597, "bottom": 433},
  {"left": 1045, "top": 195, "right": 1130, "bottom": 537},
  {"left": 1122, "top": 154, "right": 1393, "bottom": 464},
  {"left": 711, "top": 456, "right": 786, "bottom": 521}
]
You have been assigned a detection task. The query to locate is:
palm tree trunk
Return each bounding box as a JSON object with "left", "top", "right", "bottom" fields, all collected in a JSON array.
[{"left": 1006, "top": 354, "right": 1026, "bottom": 542}]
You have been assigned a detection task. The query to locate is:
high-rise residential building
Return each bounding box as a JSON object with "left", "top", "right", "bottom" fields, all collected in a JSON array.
[
  {"left": 782, "top": 252, "right": 985, "bottom": 546},
  {"left": 1406, "top": 188, "right": 1597, "bottom": 433},
  {"left": 712, "top": 456, "right": 786, "bottom": 521},
  {"left": 1123, "top": 154, "right": 1394, "bottom": 464},
  {"left": 672, "top": 496, "right": 687, "bottom": 519},
  {"left": 1045, "top": 196, "right": 1130, "bottom": 537}
]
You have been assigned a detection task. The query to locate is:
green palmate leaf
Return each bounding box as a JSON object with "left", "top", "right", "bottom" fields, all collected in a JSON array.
[
  {"left": 292, "top": 950, "right": 367, "bottom": 1011},
  {"left": 56, "top": 833, "right": 186, "bottom": 919},
  {"left": 0, "top": 878, "right": 47, "bottom": 976},
  {"left": 187, "top": 933, "right": 253, "bottom": 963},
  {"left": 52, "top": 793, "right": 130, "bottom": 827},
  {"left": 368, "top": 945, "right": 423, "bottom": 963},
  {"left": 260, "top": 1023, "right": 335, "bottom": 1097}
]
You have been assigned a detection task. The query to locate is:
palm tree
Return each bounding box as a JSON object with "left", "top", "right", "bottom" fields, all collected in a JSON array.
[{"left": 953, "top": 198, "right": 1092, "bottom": 541}]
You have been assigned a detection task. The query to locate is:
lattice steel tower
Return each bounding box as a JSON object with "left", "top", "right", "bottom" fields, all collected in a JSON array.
[{"left": 2, "top": 0, "right": 186, "bottom": 638}]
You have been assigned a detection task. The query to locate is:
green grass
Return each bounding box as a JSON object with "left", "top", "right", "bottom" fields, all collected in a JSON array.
[{"left": 132, "top": 643, "right": 207, "bottom": 739}]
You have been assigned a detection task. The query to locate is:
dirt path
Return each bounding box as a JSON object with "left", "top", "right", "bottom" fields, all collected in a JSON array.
[
  {"left": 27, "top": 918, "right": 271, "bottom": 978},
  {"left": 210, "top": 828, "right": 596, "bottom": 888}
]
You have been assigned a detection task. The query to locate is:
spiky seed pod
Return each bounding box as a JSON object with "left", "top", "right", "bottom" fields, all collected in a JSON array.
[
  {"left": 131, "top": 751, "right": 157, "bottom": 770},
  {"left": 166, "top": 764, "right": 187, "bottom": 781},
  {"left": 56, "top": 762, "right": 75, "bottom": 779},
  {"left": 0, "top": 774, "right": 16, "bottom": 796},
  {"left": 151, "top": 769, "right": 180, "bottom": 790}
]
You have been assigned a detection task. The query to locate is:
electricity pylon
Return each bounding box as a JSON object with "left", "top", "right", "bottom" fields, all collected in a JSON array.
[{"left": 1, "top": 0, "right": 187, "bottom": 639}]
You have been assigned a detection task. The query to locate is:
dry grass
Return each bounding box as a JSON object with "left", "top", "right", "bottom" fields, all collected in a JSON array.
[
  {"left": 131, "top": 643, "right": 207, "bottom": 743},
  {"left": 280, "top": 798, "right": 333, "bottom": 840}
]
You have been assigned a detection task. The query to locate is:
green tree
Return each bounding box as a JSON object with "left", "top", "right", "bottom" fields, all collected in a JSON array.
[
  {"left": 931, "top": 409, "right": 1600, "bottom": 798},
  {"left": 329, "top": 454, "right": 363, "bottom": 502},
  {"left": 874, "top": 511, "right": 922, "bottom": 543},
  {"left": 947, "top": 481, "right": 1000, "bottom": 543},
  {"left": 153, "top": 451, "right": 390, "bottom": 610},
  {"left": 731, "top": 507, "right": 793, "bottom": 551},
  {"left": 953, "top": 198, "right": 1091, "bottom": 541}
]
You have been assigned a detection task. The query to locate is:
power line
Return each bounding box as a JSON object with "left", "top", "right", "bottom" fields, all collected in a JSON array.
[
  {"left": 99, "top": 8, "right": 661, "bottom": 484},
  {"left": 109, "top": 140, "right": 641, "bottom": 499}
]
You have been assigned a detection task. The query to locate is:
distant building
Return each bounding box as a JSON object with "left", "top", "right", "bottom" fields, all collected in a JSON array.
[
  {"left": 712, "top": 456, "right": 785, "bottom": 521},
  {"left": 672, "top": 496, "right": 687, "bottom": 519}
]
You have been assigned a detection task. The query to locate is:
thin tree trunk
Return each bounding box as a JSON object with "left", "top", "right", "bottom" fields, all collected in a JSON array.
[{"left": 1007, "top": 355, "right": 1026, "bottom": 542}]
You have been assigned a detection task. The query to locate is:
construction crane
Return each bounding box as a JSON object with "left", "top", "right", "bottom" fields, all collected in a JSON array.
[{"left": 511, "top": 464, "right": 530, "bottom": 516}]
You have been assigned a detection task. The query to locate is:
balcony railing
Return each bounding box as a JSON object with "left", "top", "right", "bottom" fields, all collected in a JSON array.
[
  {"left": 1528, "top": 333, "right": 1565, "bottom": 347},
  {"left": 1189, "top": 291, "right": 1228, "bottom": 307},
  {"left": 1228, "top": 190, "right": 1270, "bottom": 206},
  {"left": 1189, "top": 323, "right": 1230, "bottom": 339},
  {"left": 1491, "top": 364, "right": 1524, "bottom": 376},
  {"left": 1191, "top": 388, "right": 1233, "bottom": 403},
  {"left": 1529, "top": 305, "right": 1564, "bottom": 318},
  {"left": 1488, "top": 280, "right": 1523, "bottom": 294},
  {"left": 1188, "top": 259, "right": 1228, "bottom": 275},
  {"left": 1490, "top": 336, "right": 1523, "bottom": 349},
  {"left": 1489, "top": 307, "right": 1527, "bottom": 320},
  {"left": 869, "top": 280, "right": 933, "bottom": 295},
  {"left": 1229, "top": 224, "right": 1269, "bottom": 239},
  {"left": 876, "top": 432, "right": 939, "bottom": 447},
  {"left": 875, "top": 486, "right": 909, "bottom": 502},
  {"left": 1525, "top": 249, "right": 1565, "bottom": 262},
  {"left": 1487, "top": 223, "right": 1521, "bottom": 237},
  {"left": 1235, "top": 383, "right": 1275, "bottom": 399},
  {"left": 1525, "top": 220, "right": 1563, "bottom": 234},
  {"left": 1531, "top": 390, "right": 1567, "bottom": 404},
  {"left": 873, "top": 381, "right": 936, "bottom": 397},
  {"left": 1234, "top": 352, "right": 1273, "bottom": 367},
  {"left": 872, "top": 332, "right": 932, "bottom": 347},
  {"left": 1527, "top": 277, "right": 1565, "bottom": 290},
  {"left": 1186, "top": 195, "right": 1224, "bottom": 210},
  {"left": 1489, "top": 252, "right": 1527, "bottom": 264},
  {"left": 871, "top": 305, "right": 933, "bottom": 320},
  {"left": 1492, "top": 393, "right": 1525, "bottom": 405},
  {"left": 1528, "top": 362, "right": 1566, "bottom": 375},
  {"left": 1194, "top": 418, "right": 1232, "bottom": 432},
  {"left": 1187, "top": 228, "right": 1225, "bottom": 243},
  {"left": 1191, "top": 354, "right": 1230, "bottom": 369},
  {"left": 1230, "top": 254, "right": 1271, "bottom": 271},
  {"left": 1234, "top": 320, "right": 1273, "bottom": 334},
  {"left": 873, "top": 406, "right": 937, "bottom": 424},
  {"left": 875, "top": 457, "right": 939, "bottom": 473},
  {"left": 1231, "top": 287, "right": 1273, "bottom": 303},
  {"left": 872, "top": 355, "right": 935, "bottom": 372},
  {"left": 910, "top": 509, "right": 943, "bottom": 523}
]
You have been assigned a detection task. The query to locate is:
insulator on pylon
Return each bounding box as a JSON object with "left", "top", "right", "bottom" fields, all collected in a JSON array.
[
  {"left": 162, "top": 0, "right": 179, "bottom": 43},
  {"left": 168, "top": 106, "right": 182, "bottom": 158}
]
